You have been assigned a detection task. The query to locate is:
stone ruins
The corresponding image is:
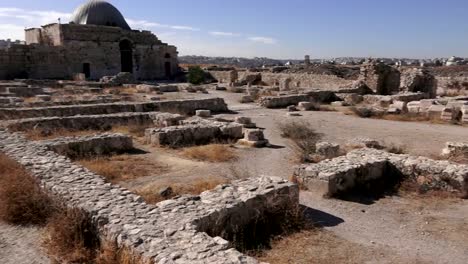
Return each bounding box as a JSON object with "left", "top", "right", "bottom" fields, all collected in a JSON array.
[
  {"left": 1, "top": 2, "right": 468, "bottom": 263},
  {"left": 0, "top": 0, "right": 178, "bottom": 80}
]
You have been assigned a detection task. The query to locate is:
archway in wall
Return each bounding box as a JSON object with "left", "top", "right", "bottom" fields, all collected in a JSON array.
[{"left": 119, "top": 40, "right": 133, "bottom": 73}]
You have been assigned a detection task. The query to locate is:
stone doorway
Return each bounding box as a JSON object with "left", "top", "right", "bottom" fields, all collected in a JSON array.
[
  {"left": 165, "top": 61, "right": 171, "bottom": 78},
  {"left": 82, "top": 63, "right": 90, "bottom": 78},
  {"left": 119, "top": 40, "right": 133, "bottom": 73}
]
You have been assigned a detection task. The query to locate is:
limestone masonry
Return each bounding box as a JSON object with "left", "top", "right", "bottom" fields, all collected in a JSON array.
[
  {"left": 0, "top": 129, "right": 299, "bottom": 263},
  {"left": 0, "top": 0, "right": 178, "bottom": 80}
]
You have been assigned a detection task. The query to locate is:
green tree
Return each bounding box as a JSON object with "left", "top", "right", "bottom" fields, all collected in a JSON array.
[{"left": 187, "top": 66, "right": 206, "bottom": 85}]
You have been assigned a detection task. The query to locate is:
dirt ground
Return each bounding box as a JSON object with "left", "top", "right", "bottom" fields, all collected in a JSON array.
[{"left": 2, "top": 89, "right": 468, "bottom": 263}]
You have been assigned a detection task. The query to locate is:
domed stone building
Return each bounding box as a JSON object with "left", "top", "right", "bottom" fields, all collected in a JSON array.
[{"left": 0, "top": 0, "right": 178, "bottom": 80}]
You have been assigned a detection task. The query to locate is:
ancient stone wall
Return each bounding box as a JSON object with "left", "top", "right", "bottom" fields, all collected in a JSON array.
[
  {"left": 0, "top": 129, "right": 299, "bottom": 263},
  {"left": 3, "top": 23, "right": 179, "bottom": 80},
  {"left": 208, "top": 70, "right": 353, "bottom": 89},
  {"left": 39, "top": 133, "right": 133, "bottom": 158},
  {"left": 294, "top": 148, "right": 468, "bottom": 197},
  {"left": 6, "top": 112, "right": 183, "bottom": 131},
  {"left": 436, "top": 76, "right": 468, "bottom": 96},
  {"left": 260, "top": 72, "right": 352, "bottom": 89},
  {"left": 0, "top": 98, "right": 229, "bottom": 120}
]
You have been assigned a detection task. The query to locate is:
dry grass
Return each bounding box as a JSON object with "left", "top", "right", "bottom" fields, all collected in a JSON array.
[
  {"left": 77, "top": 155, "right": 167, "bottom": 183},
  {"left": 44, "top": 207, "right": 150, "bottom": 264},
  {"left": 254, "top": 229, "right": 365, "bottom": 264},
  {"left": 181, "top": 144, "right": 238, "bottom": 162},
  {"left": 0, "top": 153, "right": 57, "bottom": 226},
  {"left": 278, "top": 121, "right": 323, "bottom": 163},
  {"left": 96, "top": 241, "right": 150, "bottom": 264},
  {"left": 136, "top": 177, "right": 229, "bottom": 204},
  {"left": 43, "top": 207, "right": 100, "bottom": 263}
]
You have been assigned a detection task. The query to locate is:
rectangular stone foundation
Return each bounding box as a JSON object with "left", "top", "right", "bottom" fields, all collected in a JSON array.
[
  {"left": 38, "top": 133, "right": 133, "bottom": 158},
  {"left": 295, "top": 148, "right": 468, "bottom": 197},
  {"left": 145, "top": 121, "right": 243, "bottom": 147},
  {"left": 7, "top": 112, "right": 184, "bottom": 132},
  {"left": 0, "top": 98, "right": 229, "bottom": 120},
  {"left": 0, "top": 130, "right": 298, "bottom": 263}
]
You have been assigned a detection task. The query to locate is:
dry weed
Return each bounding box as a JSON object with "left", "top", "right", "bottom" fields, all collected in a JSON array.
[
  {"left": 77, "top": 155, "right": 167, "bottom": 183},
  {"left": 43, "top": 208, "right": 100, "bottom": 263},
  {"left": 0, "top": 153, "right": 56, "bottom": 225},
  {"left": 96, "top": 241, "right": 150, "bottom": 264},
  {"left": 278, "top": 121, "right": 323, "bottom": 163},
  {"left": 136, "top": 177, "right": 229, "bottom": 204},
  {"left": 181, "top": 144, "right": 238, "bottom": 162}
]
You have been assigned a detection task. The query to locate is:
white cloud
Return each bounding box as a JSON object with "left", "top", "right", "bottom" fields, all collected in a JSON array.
[
  {"left": 170, "top": 25, "right": 199, "bottom": 31},
  {"left": 126, "top": 19, "right": 199, "bottom": 31},
  {"left": 248, "top": 36, "right": 277, "bottom": 44},
  {"left": 0, "top": 23, "right": 25, "bottom": 40},
  {"left": 0, "top": 7, "right": 71, "bottom": 25},
  {"left": 209, "top": 31, "right": 241, "bottom": 37}
]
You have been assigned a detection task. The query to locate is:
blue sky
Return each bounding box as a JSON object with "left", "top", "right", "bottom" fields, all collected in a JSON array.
[{"left": 0, "top": 0, "right": 467, "bottom": 59}]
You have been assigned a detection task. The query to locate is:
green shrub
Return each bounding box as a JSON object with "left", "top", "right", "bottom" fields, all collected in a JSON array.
[{"left": 188, "top": 66, "right": 206, "bottom": 85}]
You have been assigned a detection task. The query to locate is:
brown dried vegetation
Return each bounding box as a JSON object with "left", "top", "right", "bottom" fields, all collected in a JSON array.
[
  {"left": 0, "top": 153, "right": 56, "bottom": 225},
  {"left": 278, "top": 121, "right": 323, "bottom": 163},
  {"left": 181, "top": 144, "right": 238, "bottom": 162},
  {"left": 77, "top": 155, "right": 168, "bottom": 183},
  {"left": 136, "top": 177, "right": 229, "bottom": 204}
]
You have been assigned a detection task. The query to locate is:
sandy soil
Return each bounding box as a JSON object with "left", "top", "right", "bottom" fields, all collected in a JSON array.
[{"left": 0, "top": 222, "right": 50, "bottom": 264}]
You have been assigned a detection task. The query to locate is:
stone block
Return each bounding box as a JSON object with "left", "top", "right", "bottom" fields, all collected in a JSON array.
[
  {"left": 297, "top": 101, "right": 316, "bottom": 111},
  {"left": 238, "top": 129, "right": 268, "bottom": 147},
  {"left": 196, "top": 109, "right": 211, "bottom": 118}
]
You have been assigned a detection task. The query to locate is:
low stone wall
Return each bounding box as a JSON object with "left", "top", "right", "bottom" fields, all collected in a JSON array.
[
  {"left": 0, "top": 98, "right": 230, "bottom": 120},
  {"left": 436, "top": 76, "right": 468, "bottom": 96},
  {"left": 158, "top": 98, "right": 229, "bottom": 115},
  {"left": 0, "top": 129, "right": 298, "bottom": 263},
  {"left": 0, "top": 102, "right": 160, "bottom": 120},
  {"left": 38, "top": 133, "right": 133, "bottom": 158},
  {"left": 294, "top": 148, "right": 468, "bottom": 197},
  {"left": 7, "top": 112, "right": 184, "bottom": 132},
  {"left": 259, "top": 94, "right": 311, "bottom": 108},
  {"left": 261, "top": 73, "right": 353, "bottom": 89},
  {"left": 145, "top": 121, "right": 243, "bottom": 147}
]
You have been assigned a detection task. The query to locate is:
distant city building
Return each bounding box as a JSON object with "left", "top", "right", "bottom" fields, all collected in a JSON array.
[
  {"left": 446, "top": 56, "right": 463, "bottom": 66},
  {"left": 0, "top": 39, "right": 25, "bottom": 49}
]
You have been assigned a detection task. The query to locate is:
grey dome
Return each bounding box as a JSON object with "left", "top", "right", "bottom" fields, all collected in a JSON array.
[{"left": 70, "top": 0, "right": 131, "bottom": 30}]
